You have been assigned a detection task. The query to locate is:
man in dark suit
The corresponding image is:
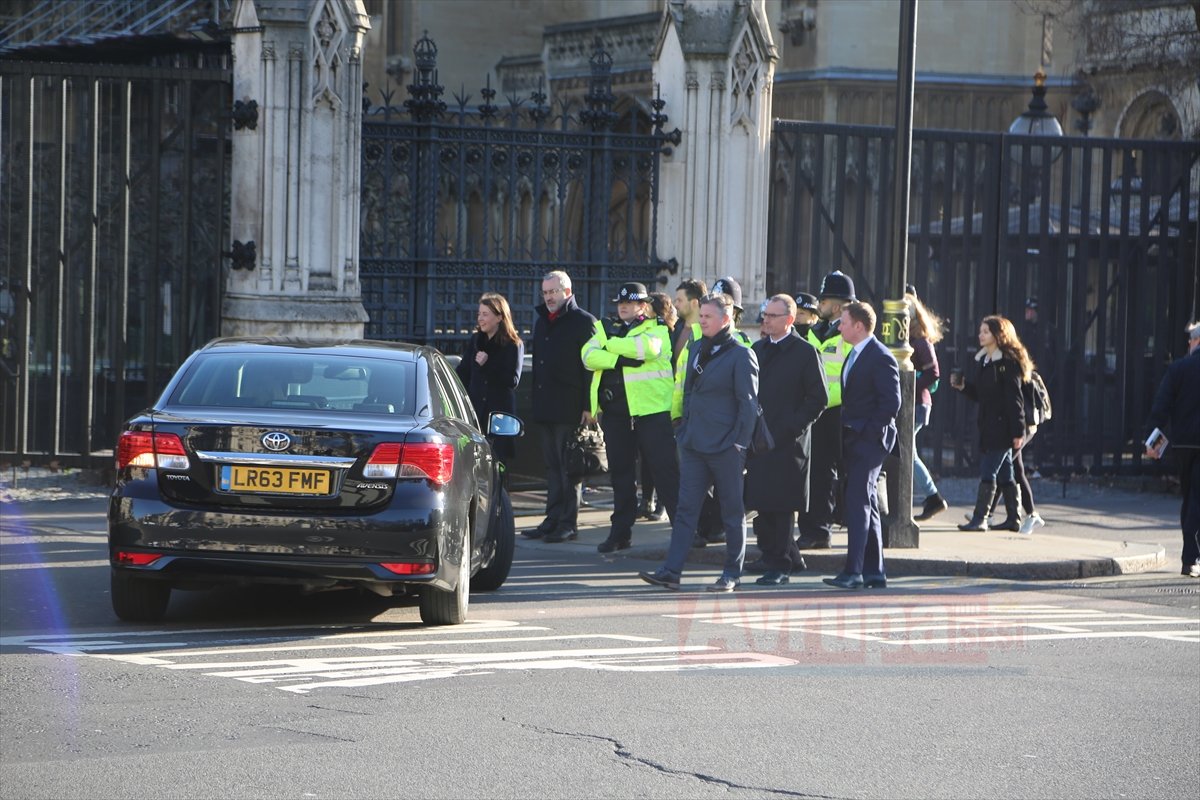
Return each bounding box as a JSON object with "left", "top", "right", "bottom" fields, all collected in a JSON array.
[
  {"left": 640, "top": 292, "right": 759, "bottom": 593},
  {"left": 1144, "top": 320, "right": 1200, "bottom": 577},
  {"left": 523, "top": 270, "right": 597, "bottom": 543},
  {"left": 745, "top": 294, "right": 827, "bottom": 585},
  {"left": 823, "top": 300, "right": 900, "bottom": 590}
]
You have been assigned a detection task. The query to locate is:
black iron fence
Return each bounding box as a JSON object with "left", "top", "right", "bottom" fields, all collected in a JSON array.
[
  {"left": 359, "top": 35, "right": 680, "bottom": 353},
  {"left": 768, "top": 120, "right": 1199, "bottom": 476},
  {"left": 0, "top": 56, "right": 231, "bottom": 468}
]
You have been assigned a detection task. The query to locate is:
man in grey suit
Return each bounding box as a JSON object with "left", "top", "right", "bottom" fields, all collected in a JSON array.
[{"left": 640, "top": 293, "right": 759, "bottom": 592}]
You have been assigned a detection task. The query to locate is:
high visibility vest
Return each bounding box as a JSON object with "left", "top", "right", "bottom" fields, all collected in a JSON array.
[
  {"left": 806, "top": 328, "right": 853, "bottom": 408},
  {"left": 670, "top": 322, "right": 753, "bottom": 420},
  {"left": 582, "top": 317, "right": 674, "bottom": 416}
]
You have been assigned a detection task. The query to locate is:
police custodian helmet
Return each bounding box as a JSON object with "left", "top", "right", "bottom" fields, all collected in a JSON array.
[
  {"left": 818, "top": 270, "right": 856, "bottom": 302},
  {"left": 710, "top": 276, "right": 743, "bottom": 311}
]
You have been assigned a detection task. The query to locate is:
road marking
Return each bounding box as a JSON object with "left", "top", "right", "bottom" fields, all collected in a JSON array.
[
  {"left": 668, "top": 603, "right": 1200, "bottom": 645},
  {"left": 0, "top": 621, "right": 798, "bottom": 693}
]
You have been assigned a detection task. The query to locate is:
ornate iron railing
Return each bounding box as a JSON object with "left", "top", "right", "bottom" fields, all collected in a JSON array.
[
  {"left": 769, "top": 120, "right": 1200, "bottom": 476},
  {"left": 360, "top": 34, "right": 680, "bottom": 352}
]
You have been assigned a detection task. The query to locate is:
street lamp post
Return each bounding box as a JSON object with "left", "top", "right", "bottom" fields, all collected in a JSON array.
[{"left": 881, "top": 0, "right": 920, "bottom": 548}]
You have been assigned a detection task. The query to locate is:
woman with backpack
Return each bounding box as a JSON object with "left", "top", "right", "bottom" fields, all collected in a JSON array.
[
  {"left": 907, "top": 289, "right": 949, "bottom": 521},
  {"left": 950, "top": 314, "right": 1039, "bottom": 532}
]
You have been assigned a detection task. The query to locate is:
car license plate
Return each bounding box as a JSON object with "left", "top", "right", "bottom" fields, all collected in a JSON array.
[{"left": 219, "top": 465, "right": 332, "bottom": 495}]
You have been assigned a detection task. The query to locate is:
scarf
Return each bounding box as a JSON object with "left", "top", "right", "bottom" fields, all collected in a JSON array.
[{"left": 696, "top": 326, "right": 734, "bottom": 371}]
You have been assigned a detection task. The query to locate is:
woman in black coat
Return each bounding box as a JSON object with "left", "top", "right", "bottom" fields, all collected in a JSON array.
[
  {"left": 950, "top": 314, "right": 1032, "bottom": 531},
  {"left": 456, "top": 292, "right": 524, "bottom": 467},
  {"left": 744, "top": 294, "right": 829, "bottom": 583}
]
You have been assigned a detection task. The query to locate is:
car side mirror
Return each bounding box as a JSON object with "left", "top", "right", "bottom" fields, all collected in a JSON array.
[{"left": 488, "top": 412, "right": 524, "bottom": 438}]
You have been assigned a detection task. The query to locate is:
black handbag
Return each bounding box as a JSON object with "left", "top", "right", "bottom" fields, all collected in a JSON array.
[
  {"left": 564, "top": 423, "right": 608, "bottom": 478},
  {"left": 750, "top": 405, "right": 774, "bottom": 454}
]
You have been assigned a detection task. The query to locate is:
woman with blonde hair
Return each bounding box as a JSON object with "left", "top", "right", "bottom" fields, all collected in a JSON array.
[
  {"left": 456, "top": 292, "right": 525, "bottom": 468},
  {"left": 950, "top": 314, "right": 1034, "bottom": 531},
  {"left": 907, "top": 290, "right": 948, "bottom": 521}
]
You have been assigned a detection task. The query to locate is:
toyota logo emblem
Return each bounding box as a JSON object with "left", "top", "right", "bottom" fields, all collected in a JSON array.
[{"left": 262, "top": 432, "right": 291, "bottom": 451}]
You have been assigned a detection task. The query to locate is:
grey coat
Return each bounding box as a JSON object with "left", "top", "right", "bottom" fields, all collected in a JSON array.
[{"left": 676, "top": 335, "right": 759, "bottom": 454}]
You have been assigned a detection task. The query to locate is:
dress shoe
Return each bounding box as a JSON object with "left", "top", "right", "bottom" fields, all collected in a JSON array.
[
  {"left": 597, "top": 537, "right": 631, "bottom": 553},
  {"left": 790, "top": 556, "right": 808, "bottom": 572},
  {"left": 638, "top": 570, "right": 681, "bottom": 590},
  {"left": 643, "top": 506, "right": 668, "bottom": 522},
  {"left": 755, "top": 571, "right": 790, "bottom": 586},
  {"left": 914, "top": 493, "right": 949, "bottom": 521},
  {"left": 957, "top": 520, "right": 988, "bottom": 532},
  {"left": 521, "top": 528, "right": 548, "bottom": 540},
  {"left": 705, "top": 576, "right": 739, "bottom": 593},
  {"left": 691, "top": 533, "right": 725, "bottom": 548},
  {"left": 542, "top": 529, "right": 578, "bottom": 543},
  {"left": 863, "top": 576, "right": 888, "bottom": 589},
  {"left": 822, "top": 574, "right": 864, "bottom": 590}
]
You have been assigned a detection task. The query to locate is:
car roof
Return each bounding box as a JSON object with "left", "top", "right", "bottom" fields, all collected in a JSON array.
[{"left": 198, "top": 337, "right": 428, "bottom": 361}]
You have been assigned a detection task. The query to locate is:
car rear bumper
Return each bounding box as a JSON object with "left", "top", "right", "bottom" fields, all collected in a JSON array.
[{"left": 108, "top": 497, "right": 461, "bottom": 593}]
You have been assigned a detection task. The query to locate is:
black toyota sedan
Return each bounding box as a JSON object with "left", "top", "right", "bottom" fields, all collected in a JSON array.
[{"left": 107, "top": 338, "right": 520, "bottom": 625}]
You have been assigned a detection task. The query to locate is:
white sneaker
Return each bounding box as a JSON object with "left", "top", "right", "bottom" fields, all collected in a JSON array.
[{"left": 1018, "top": 512, "right": 1045, "bottom": 535}]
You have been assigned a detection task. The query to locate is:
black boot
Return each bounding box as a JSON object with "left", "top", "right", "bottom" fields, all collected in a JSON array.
[
  {"left": 914, "top": 493, "right": 949, "bottom": 521},
  {"left": 958, "top": 481, "right": 997, "bottom": 531},
  {"left": 993, "top": 483, "right": 1022, "bottom": 531}
]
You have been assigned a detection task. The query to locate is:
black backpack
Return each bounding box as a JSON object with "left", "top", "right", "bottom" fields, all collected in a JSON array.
[{"left": 1023, "top": 370, "right": 1052, "bottom": 427}]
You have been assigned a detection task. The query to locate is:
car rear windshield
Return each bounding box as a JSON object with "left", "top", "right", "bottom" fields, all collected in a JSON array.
[{"left": 169, "top": 353, "right": 416, "bottom": 415}]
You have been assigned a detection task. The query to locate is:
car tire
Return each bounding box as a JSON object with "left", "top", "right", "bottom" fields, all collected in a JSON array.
[
  {"left": 111, "top": 569, "right": 171, "bottom": 622},
  {"left": 474, "top": 486, "right": 514, "bottom": 591},
  {"left": 419, "top": 533, "right": 469, "bottom": 625}
]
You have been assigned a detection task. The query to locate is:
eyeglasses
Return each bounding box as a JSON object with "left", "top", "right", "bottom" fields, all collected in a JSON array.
[{"left": 761, "top": 312, "right": 790, "bottom": 319}]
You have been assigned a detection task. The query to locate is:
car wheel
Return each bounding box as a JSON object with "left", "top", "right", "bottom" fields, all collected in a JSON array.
[
  {"left": 419, "top": 533, "right": 469, "bottom": 625},
  {"left": 111, "top": 569, "right": 171, "bottom": 622},
  {"left": 474, "top": 486, "right": 514, "bottom": 591}
]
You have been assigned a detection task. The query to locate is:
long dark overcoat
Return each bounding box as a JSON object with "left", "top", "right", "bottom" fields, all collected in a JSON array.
[{"left": 744, "top": 332, "right": 828, "bottom": 512}]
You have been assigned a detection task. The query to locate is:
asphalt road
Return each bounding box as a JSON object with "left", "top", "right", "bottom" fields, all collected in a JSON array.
[{"left": 2, "top": 500, "right": 1197, "bottom": 800}]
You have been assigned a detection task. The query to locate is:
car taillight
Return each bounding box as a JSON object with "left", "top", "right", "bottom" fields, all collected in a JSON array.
[
  {"left": 399, "top": 442, "right": 455, "bottom": 486},
  {"left": 116, "top": 431, "right": 190, "bottom": 470},
  {"left": 365, "top": 442, "right": 454, "bottom": 485},
  {"left": 115, "top": 551, "right": 163, "bottom": 566},
  {"left": 364, "top": 442, "right": 403, "bottom": 478},
  {"left": 379, "top": 562, "right": 436, "bottom": 575}
]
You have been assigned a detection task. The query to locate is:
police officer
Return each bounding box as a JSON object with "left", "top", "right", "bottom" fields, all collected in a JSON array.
[
  {"left": 582, "top": 282, "right": 680, "bottom": 553},
  {"left": 795, "top": 270, "right": 857, "bottom": 549},
  {"left": 671, "top": 276, "right": 754, "bottom": 547},
  {"left": 793, "top": 292, "right": 820, "bottom": 336}
]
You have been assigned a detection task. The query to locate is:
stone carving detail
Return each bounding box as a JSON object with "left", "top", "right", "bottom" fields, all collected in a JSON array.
[
  {"left": 730, "top": 30, "right": 760, "bottom": 130},
  {"left": 262, "top": 41, "right": 276, "bottom": 60},
  {"left": 686, "top": 71, "right": 699, "bottom": 90},
  {"left": 311, "top": 0, "right": 345, "bottom": 108}
]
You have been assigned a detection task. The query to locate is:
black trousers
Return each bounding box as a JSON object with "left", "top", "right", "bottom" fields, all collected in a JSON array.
[
  {"left": 753, "top": 511, "right": 805, "bottom": 572},
  {"left": 1177, "top": 448, "right": 1200, "bottom": 570},
  {"left": 796, "top": 405, "right": 841, "bottom": 542},
  {"left": 536, "top": 421, "right": 582, "bottom": 535},
  {"left": 600, "top": 409, "right": 679, "bottom": 541}
]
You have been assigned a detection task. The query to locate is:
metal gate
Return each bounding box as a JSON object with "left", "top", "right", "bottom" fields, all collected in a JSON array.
[
  {"left": 768, "top": 120, "right": 1200, "bottom": 476},
  {"left": 0, "top": 57, "right": 231, "bottom": 468},
  {"left": 360, "top": 35, "right": 679, "bottom": 353}
]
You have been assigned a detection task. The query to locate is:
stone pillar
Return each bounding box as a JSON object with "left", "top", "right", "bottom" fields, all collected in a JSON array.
[
  {"left": 223, "top": 0, "right": 371, "bottom": 338},
  {"left": 653, "top": 0, "right": 777, "bottom": 305}
]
